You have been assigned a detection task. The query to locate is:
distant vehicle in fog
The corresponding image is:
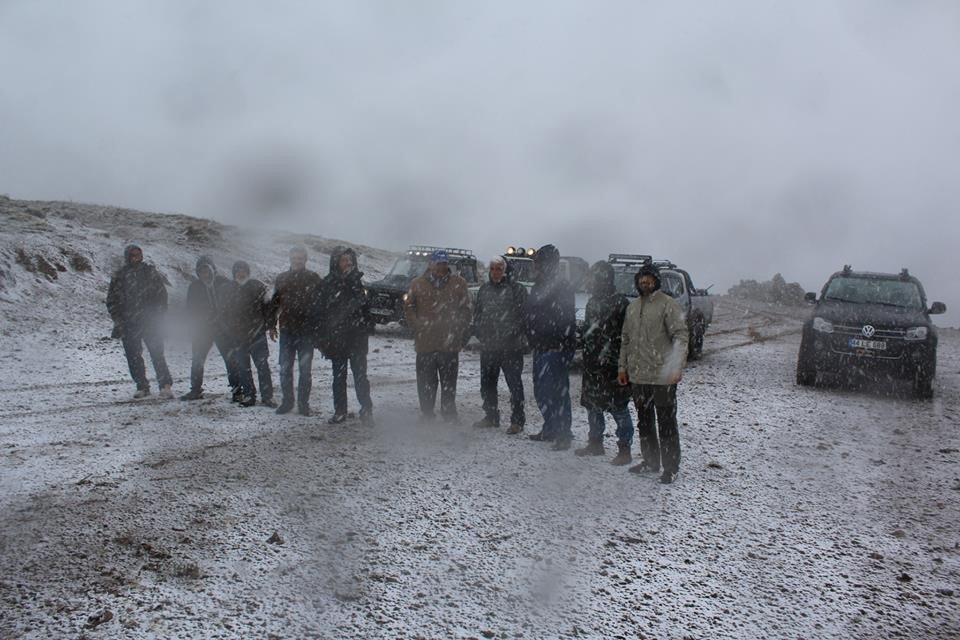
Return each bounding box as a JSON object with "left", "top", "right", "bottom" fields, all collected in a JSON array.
[
  {"left": 601, "top": 254, "right": 713, "bottom": 360},
  {"left": 796, "top": 266, "right": 946, "bottom": 398},
  {"left": 365, "top": 246, "right": 479, "bottom": 325},
  {"left": 502, "top": 246, "right": 589, "bottom": 321}
]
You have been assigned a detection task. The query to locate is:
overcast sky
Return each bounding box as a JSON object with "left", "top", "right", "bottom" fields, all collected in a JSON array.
[{"left": 1, "top": 1, "right": 958, "bottom": 322}]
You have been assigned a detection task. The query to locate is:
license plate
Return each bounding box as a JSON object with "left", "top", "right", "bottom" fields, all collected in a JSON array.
[{"left": 849, "top": 338, "right": 886, "bottom": 351}]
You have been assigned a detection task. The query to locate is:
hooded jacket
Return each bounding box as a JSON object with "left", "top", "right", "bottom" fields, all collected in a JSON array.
[
  {"left": 186, "top": 256, "right": 235, "bottom": 333},
  {"left": 106, "top": 244, "right": 168, "bottom": 330},
  {"left": 228, "top": 263, "right": 272, "bottom": 344},
  {"left": 472, "top": 265, "right": 527, "bottom": 352},
  {"left": 318, "top": 247, "right": 372, "bottom": 358},
  {"left": 524, "top": 244, "right": 576, "bottom": 352},
  {"left": 618, "top": 289, "right": 689, "bottom": 385},
  {"left": 404, "top": 267, "right": 472, "bottom": 354},
  {"left": 580, "top": 262, "right": 631, "bottom": 410},
  {"left": 269, "top": 261, "right": 323, "bottom": 337}
]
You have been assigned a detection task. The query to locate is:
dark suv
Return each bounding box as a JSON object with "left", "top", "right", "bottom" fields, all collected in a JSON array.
[
  {"left": 796, "top": 266, "right": 946, "bottom": 398},
  {"left": 365, "top": 246, "right": 479, "bottom": 324}
]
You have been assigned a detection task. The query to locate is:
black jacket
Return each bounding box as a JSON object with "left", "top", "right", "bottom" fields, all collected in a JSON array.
[
  {"left": 473, "top": 276, "right": 527, "bottom": 352},
  {"left": 186, "top": 257, "right": 234, "bottom": 334},
  {"left": 580, "top": 263, "right": 631, "bottom": 410},
  {"left": 229, "top": 278, "right": 271, "bottom": 343},
  {"left": 106, "top": 262, "right": 168, "bottom": 331},
  {"left": 269, "top": 267, "right": 323, "bottom": 337},
  {"left": 318, "top": 247, "right": 372, "bottom": 358},
  {"left": 524, "top": 272, "right": 576, "bottom": 352}
]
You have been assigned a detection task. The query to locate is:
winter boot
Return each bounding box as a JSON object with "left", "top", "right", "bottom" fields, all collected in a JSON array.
[
  {"left": 574, "top": 440, "right": 605, "bottom": 457},
  {"left": 297, "top": 403, "right": 312, "bottom": 417},
  {"left": 659, "top": 470, "right": 676, "bottom": 484},
  {"left": 231, "top": 388, "right": 244, "bottom": 403},
  {"left": 551, "top": 437, "right": 573, "bottom": 451},
  {"left": 158, "top": 385, "right": 174, "bottom": 400},
  {"left": 610, "top": 443, "right": 632, "bottom": 466},
  {"left": 505, "top": 423, "right": 523, "bottom": 435},
  {"left": 327, "top": 412, "right": 348, "bottom": 425},
  {"left": 360, "top": 408, "right": 375, "bottom": 426},
  {"left": 239, "top": 394, "right": 256, "bottom": 407},
  {"left": 275, "top": 400, "right": 294, "bottom": 415},
  {"left": 133, "top": 387, "right": 151, "bottom": 400},
  {"left": 628, "top": 460, "right": 660, "bottom": 475},
  {"left": 528, "top": 430, "right": 555, "bottom": 442},
  {"left": 179, "top": 389, "right": 203, "bottom": 401},
  {"left": 472, "top": 416, "right": 498, "bottom": 429},
  {"left": 261, "top": 398, "right": 278, "bottom": 409}
]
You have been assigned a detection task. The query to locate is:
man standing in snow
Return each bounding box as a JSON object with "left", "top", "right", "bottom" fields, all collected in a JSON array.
[
  {"left": 228, "top": 260, "right": 275, "bottom": 408},
  {"left": 404, "top": 250, "right": 472, "bottom": 423},
  {"left": 524, "top": 244, "right": 577, "bottom": 450},
  {"left": 269, "top": 245, "right": 323, "bottom": 416},
  {"left": 471, "top": 255, "right": 527, "bottom": 433},
  {"left": 575, "top": 261, "right": 634, "bottom": 464},
  {"left": 318, "top": 247, "right": 374, "bottom": 425},
  {"left": 617, "top": 263, "right": 689, "bottom": 484},
  {"left": 106, "top": 244, "right": 174, "bottom": 399},
  {"left": 180, "top": 256, "right": 240, "bottom": 401}
]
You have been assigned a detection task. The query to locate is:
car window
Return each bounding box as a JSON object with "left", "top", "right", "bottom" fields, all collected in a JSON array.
[
  {"left": 823, "top": 277, "right": 924, "bottom": 310},
  {"left": 390, "top": 258, "right": 427, "bottom": 277},
  {"left": 454, "top": 262, "right": 478, "bottom": 283},
  {"left": 661, "top": 272, "right": 685, "bottom": 298}
]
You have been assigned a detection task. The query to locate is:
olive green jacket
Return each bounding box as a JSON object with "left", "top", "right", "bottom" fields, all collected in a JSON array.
[{"left": 617, "top": 290, "right": 689, "bottom": 385}]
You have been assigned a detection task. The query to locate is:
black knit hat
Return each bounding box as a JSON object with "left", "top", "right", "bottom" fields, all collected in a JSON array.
[{"left": 634, "top": 262, "right": 661, "bottom": 292}]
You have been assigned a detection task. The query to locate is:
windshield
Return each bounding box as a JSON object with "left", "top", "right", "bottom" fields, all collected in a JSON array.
[
  {"left": 823, "top": 276, "right": 924, "bottom": 310},
  {"left": 506, "top": 258, "right": 537, "bottom": 284},
  {"left": 389, "top": 257, "right": 428, "bottom": 278},
  {"left": 613, "top": 269, "right": 637, "bottom": 296}
]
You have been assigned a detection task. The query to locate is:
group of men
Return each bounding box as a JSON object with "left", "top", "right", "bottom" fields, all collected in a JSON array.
[
  {"left": 106, "top": 244, "right": 374, "bottom": 425},
  {"left": 107, "top": 241, "right": 689, "bottom": 483}
]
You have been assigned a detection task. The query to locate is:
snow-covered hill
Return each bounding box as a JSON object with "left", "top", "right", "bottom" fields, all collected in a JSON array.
[{"left": 0, "top": 195, "right": 398, "bottom": 337}]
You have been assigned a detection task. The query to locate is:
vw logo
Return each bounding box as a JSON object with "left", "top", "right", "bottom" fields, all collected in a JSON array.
[{"left": 862, "top": 325, "right": 876, "bottom": 338}]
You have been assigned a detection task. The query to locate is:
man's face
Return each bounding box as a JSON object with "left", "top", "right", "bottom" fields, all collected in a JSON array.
[
  {"left": 198, "top": 265, "right": 213, "bottom": 284},
  {"left": 429, "top": 261, "right": 450, "bottom": 278},
  {"left": 233, "top": 268, "right": 249, "bottom": 283},
  {"left": 489, "top": 261, "right": 505, "bottom": 283},
  {"left": 290, "top": 253, "right": 307, "bottom": 271},
  {"left": 127, "top": 248, "right": 143, "bottom": 266},
  {"left": 338, "top": 254, "right": 354, "bottom": 274},
  {"left": 638, "top": 275, "right": 657, "bottom": 296}
]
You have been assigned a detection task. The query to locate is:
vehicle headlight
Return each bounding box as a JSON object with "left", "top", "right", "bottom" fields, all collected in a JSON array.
[
  {"left": 402, "top": 293, "right": 409, "bottom": 302},
  {"left": 812, "top": 317, "right": 834, "bottom": 333},
  {"left": 904, "top": 326, "right": 928, "bottom": 341}
]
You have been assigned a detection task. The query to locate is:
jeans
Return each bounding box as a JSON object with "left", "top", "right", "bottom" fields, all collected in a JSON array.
[
  {"left": 532, "top": 350, "right": 574, "bottom": 440},
  {"left": 189, "top": 332, "right": 238, "bottom": 393},
  {"left": 632, "top": 384, "right": 680, "bottom": 473},
  {"left": 279, "top": 332, "right": 314, "bottom": 407},
  {"left": 121, "top": 326, "right": 172, "bottom": 390},
  {"left": 480, "top": 350, "right": 525, "bottom": 427},
  {"left": 331, "top": 338, "right": 373, "bottom": 415},
  {"left": 416, "top": 351, "right": 459, "bottom": 418},
  {"left": 236, "top": 333, "right": 274, "bottom": 401},
  {"left": 586, "top": 407, "right": 634, "bottom": 446}
]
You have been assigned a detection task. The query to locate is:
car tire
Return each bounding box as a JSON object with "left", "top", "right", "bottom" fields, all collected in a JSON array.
[
  {"left": 913, "top": 374, "right": 934, "bottom": 400},
  {"left": 796, "top": 352, "right": 816, "bottom": 386},
  {"left": 688, "top": 316, "right": 705, "bottom": 361}
]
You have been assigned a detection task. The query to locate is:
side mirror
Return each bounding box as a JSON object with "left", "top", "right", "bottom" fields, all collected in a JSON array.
[
  {"left": 804, "top": 292, "right": 817, "bottom": 303},
  {"left": 929, "top": 301, "right": 946, "bottom": 315}
]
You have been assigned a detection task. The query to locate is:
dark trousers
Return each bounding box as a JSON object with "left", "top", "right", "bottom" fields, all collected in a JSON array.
[
  {"left": 632, "top": 384, "right": 680, "bottom": 473},
  {"left": 278, "top": 332, "right": 314, "bottom": 407},
  {"left": 236, "top": 333, "right": 274, "bottom": 401},
  {"left": 331, "top": 339, "right": 373, "bottom": 415},
  {"left": 480, "top": 350, "right": 525, "bottom": 426},
  {"left": 189, "top": 332, "right": 238, "bottom": 393},
  {"left": 122, "top": 327, "right": 172, "bottom": 390},
  {"left": 586, "top": 407, "right": 634, "bottom": 446},
  {"left": 416, "top": 351, "right": 459, "bottom": 418},
  {"left": 532, "top": 350, "right": 574, "bottom": 440}
]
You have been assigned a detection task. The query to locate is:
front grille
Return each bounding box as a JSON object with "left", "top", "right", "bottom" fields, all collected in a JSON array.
[{"left": 833, "top": 324, "right": 906, "bottom": 339}]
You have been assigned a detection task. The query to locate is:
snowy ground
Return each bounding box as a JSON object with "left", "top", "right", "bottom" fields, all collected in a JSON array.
[{"left": 1, "top": 199, "right": 959, "bottom": 638}]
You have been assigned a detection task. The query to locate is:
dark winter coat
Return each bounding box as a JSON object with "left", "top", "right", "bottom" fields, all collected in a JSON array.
[
  {"left": 580, "top": 263, "right": 631, "bottom": 411},
  {"left": 106, "top": 259, "right": 168, "bottom": 332},
  {"left": 228, "top": 278, "right": 271, "bottom": 344},
  {"left": 524, "top": 246, "right": 576, "bottom": 352},
  {"left": 186, "top": 257, "right": 235, "bottom": 335},
  {"left": 404, "top": 271, "right": 472, "bottom": 353},
  {"left": 318, "top": 247, "right": 372, "bottom": 359},
  {"left": 472, "top": 275, "right": 527, "bottom": 352},
  {"left": 269, "top": 267, "right": 323, "bottom": 337}
]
